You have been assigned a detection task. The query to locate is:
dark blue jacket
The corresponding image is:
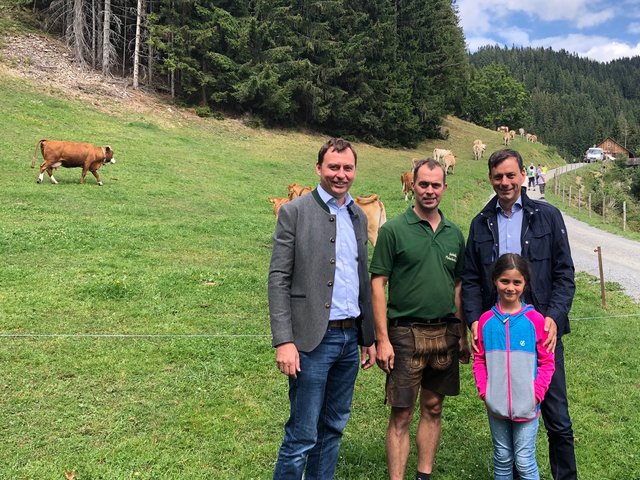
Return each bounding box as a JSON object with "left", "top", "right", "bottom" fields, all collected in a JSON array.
[{"left": 461, "top": 188, "right": 575, "bottom": 336}]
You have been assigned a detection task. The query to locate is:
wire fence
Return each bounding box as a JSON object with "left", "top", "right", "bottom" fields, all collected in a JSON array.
[{"left": 2, "top": 312, "right": 639, "bottom": 339}]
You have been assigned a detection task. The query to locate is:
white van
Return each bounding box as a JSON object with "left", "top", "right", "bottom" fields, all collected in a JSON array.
[{"left": 584, "top": 147, "right": 604, "bottom": 163}]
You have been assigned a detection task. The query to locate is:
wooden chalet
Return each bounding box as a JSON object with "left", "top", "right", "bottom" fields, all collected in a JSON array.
[{"left": 596, "top": 137, "right": 632, "bottom": 158}]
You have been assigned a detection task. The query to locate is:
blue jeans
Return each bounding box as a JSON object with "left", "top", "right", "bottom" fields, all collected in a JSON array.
[
  {"left": 273, "top": 326, "right": 360, "bottom": 480},
  {"left": 488, "top": 415, "right": 540, "bottom": 480}
]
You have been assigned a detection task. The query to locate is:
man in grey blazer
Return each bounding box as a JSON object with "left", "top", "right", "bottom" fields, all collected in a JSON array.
[{"left": 268, "top": 137, "right": 376, "bottom": 480}]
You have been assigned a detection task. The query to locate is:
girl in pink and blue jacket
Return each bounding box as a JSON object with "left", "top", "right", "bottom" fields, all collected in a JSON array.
[{"left": 473, "top": 253, "right": 555, "bottom": 480}]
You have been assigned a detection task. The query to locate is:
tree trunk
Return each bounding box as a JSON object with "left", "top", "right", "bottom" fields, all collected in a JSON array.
[
  {"left": 122, "top": 0, "right": 127, "bottom": 77},
  {"left": 65, "top": 0, "right": 73, "bottom": 43},
  {"left": 91, "top": 0, "right": 96, "bottom": 68},
  {"left": 102, "top": 0, "right": 111, "bottom": 75},
  {"left": 133, "top": 0, "right": 143, "bottom": 89},
  {"left": 72, "top": 0, "right": 87, "bottom": 67},
  {"left": 147, "top": 0, "right": 153, "bottom": 86}
]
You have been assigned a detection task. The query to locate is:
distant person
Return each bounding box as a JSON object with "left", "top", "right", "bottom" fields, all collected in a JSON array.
[
  {"left": 527, "top": 164, "right": 536, "bottom": 190},
  {"left": 536, "top": 165, "right": 546, "bottom": 198},
  {"left": 462, "top": 149, "right": 577, "bottom": 480},
  {"left": 268, "top": 137, "right": 376, "bottom": 479},
  {"left": 473, "top": 253, "right": 555, "bottom": 480},
  {"left": 370, "top": 159, "right": 469, "bottom": 480}
]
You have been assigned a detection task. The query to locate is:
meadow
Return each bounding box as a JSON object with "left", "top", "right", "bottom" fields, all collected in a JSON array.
[{"left": 1, "top": 70, "right": 639, "bottom": 480}]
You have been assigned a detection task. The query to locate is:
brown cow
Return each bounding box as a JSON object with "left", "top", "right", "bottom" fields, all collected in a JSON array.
[
  {"left": 354, "top": 194, "right": 386, "bottom": 246},
  {"left": 32, "top": 139, "right": 116, "bottom": 185},
  {"left": 287, "top": 183, "right": 313, "bottom": 200},
  {"left": 442, "top": 153, "right": 456, "bottom": 174},
  {"left": 401, "top": 170, "right": 413, "bottom": 201},
  {"left": 268, "top": 196, "right": 290, "bottom": 218}
]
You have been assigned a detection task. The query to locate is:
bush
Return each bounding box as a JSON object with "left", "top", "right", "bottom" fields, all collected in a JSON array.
[{"left": 195, "top": 105, "right": 212, "bottom": 118}]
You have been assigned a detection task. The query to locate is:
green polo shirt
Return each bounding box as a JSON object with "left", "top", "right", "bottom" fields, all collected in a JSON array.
[{"left": 370, "top": 207, "right": 465, "bottom": 321}]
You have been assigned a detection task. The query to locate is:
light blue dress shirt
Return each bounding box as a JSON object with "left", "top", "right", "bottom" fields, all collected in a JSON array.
[
  {"left": 496, "top": 196, "right": 524, "bottom": 255},
  {"left": 317, "top": 185, "right": 361, "bottom": 321}
]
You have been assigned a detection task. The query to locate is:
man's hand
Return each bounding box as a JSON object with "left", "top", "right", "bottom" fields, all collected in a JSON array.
[
  {"left": 459, "top": 336, "right": 471, "bottom": 364},
  {"left": 543, "top": 316, "right": 558, "bottom": 353},
  {"left": 375, "top": 338, "right": 395, "bottom": 374},
  {"left": 470, "top": 321, "right": 480, "bottom": 353},
  {"left": 275, "top": 342, "right": 300, "bottom": 378},
  {"left": 360, "top": 345, "right": 376, "bottom": 370}
]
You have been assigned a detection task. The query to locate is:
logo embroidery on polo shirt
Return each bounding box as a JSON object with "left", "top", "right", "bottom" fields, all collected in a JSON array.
[
  {"left": 520, "top": 340, "right": 526, "bottom": 347},
  {"left": 445, "top": 252, "right": 457, "bottom": 262}
]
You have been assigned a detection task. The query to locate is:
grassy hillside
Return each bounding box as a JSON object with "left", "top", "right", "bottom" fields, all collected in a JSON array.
[{"left": 1, "top": 56, "right": 639, "bottom": 480}]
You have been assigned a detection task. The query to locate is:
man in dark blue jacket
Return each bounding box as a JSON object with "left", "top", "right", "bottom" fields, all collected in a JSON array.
[{"left": 462, "top": 149, "right": 577, "bottom": 480}]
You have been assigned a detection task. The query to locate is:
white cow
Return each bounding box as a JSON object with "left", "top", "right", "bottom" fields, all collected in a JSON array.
[
  {"left": 473, "top": 140, "right": 486, "bottom": 161},
  {"left": 432, "top": 148, "right": 452, "bottom": 164}
]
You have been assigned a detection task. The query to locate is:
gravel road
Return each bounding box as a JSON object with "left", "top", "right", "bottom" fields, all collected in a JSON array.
[{"left": 536, "top": 163, "right": 640, "bottom": 304}]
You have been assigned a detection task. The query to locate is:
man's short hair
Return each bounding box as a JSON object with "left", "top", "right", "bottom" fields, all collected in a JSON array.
[
  {"left": 318, "top": 138, "right": 357, "bottom": 166},
  {"left": 487, "top": 149, "right": 524, "bottom": 172},
  {"left": 413, "top": 158, "right": 446, "bottom": 184}
]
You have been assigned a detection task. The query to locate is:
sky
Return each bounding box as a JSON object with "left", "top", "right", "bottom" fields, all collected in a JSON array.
[{"left": 458, "top": 0, "right": 640, "bottom": 63}]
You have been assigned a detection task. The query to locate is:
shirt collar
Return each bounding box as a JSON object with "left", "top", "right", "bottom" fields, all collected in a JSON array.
[
  {"left": 404, "top": 206, "right": 450, "bottom": 228},
  {"left": 317, "top": 184, "right": 353, "bottom": 208},
  {"left": 496, "top": 195, "right": 523, "bottom": 215}
]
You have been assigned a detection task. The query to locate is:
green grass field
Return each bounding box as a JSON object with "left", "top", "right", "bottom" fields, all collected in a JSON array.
[{"left": 1, "top": 67, "right": 639, "bottom": 480}]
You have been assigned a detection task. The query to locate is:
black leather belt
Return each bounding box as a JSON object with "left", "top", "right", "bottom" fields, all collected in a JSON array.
[
  {"left": 390, "top": 317, "right": 458, "bottom": 327},
  {"left": 328, "top": 318, "right": 356, "bottom": 329}
]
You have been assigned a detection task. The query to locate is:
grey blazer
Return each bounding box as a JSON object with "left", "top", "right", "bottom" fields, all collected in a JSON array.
[{"left": 268, "top": 189, "right": 375, "bottom": 352}]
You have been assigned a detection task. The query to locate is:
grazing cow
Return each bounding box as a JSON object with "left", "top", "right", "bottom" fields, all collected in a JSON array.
[
  {"left": 287, "top": 183, "right": 313, "bottom": 200},
  {"left": 497, "top": 126, "right": 509, "bottom": 133},
  {"left": 401, "top": 170, "right": 413, "bottom": 201},
  {"left": 530, "top": 134, "right": 538, "bottom": 143},
  {"left": 473, "top": 140, "right": 486, "bottom": 161},
  {"left": 509, "top": 130, "right": 516, "bottom": 140},
  {"left": 519, "top": 127, "right": 525, "bottom": 138},
  {"left": 503, "top": 133, "right": 511, "bottom": 146},
  {"left": 354, "top": 194, "right": 387, "bottom": 246},
  {"left": 442, "top": 153, "right": 456, "bottom": 174},
  {"left": 268, "top": 196, "right": 290, "bottom": 218},
  {"left": 432, "top": 148, "right": 452, "bottom": 164},
  {"left": 32, "top": 139, "right": 116, "bottom": 185}
]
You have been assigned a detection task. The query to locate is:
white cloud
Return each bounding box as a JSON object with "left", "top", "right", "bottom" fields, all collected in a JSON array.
[
  {"left": 458, "top": 0, "right": 615, "bottom": 35},
  {"left": 531, "top": 34, "right": 640, "bottom": 61},
  {"left": 499, "top": 28, "right": 531, "bottom": 47},
  {"left": 583, "top": 41, "right": 640, "bottom": 61},
  {"left": 574, "top": 9, "right": 616, "bottom": 28}
]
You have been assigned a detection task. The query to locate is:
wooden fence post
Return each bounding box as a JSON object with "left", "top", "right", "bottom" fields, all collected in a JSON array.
[
  {"left": 623, "top": 201, "right": 627, "bottom": 231},
  {"left": 595, "top": 246, "right": 606, "bottom": 308},
  {"left": 588, "top": 193, "right": 592, "bottom": 218},
  {"left": 578, "top": 190, "right": 582, "bottom": 212}
]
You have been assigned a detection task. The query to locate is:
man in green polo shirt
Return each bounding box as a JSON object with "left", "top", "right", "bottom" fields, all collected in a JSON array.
[{"left": 370, "top": 158, "right": 469, "bottom": 480}]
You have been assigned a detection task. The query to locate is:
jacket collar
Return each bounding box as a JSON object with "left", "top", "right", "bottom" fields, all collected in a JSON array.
[
  {"left": 312, "top": 187, "right": 358, "bottom": 218},
  {"left": 490, "top": 303, "right": 533, "bottom": 324}
]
